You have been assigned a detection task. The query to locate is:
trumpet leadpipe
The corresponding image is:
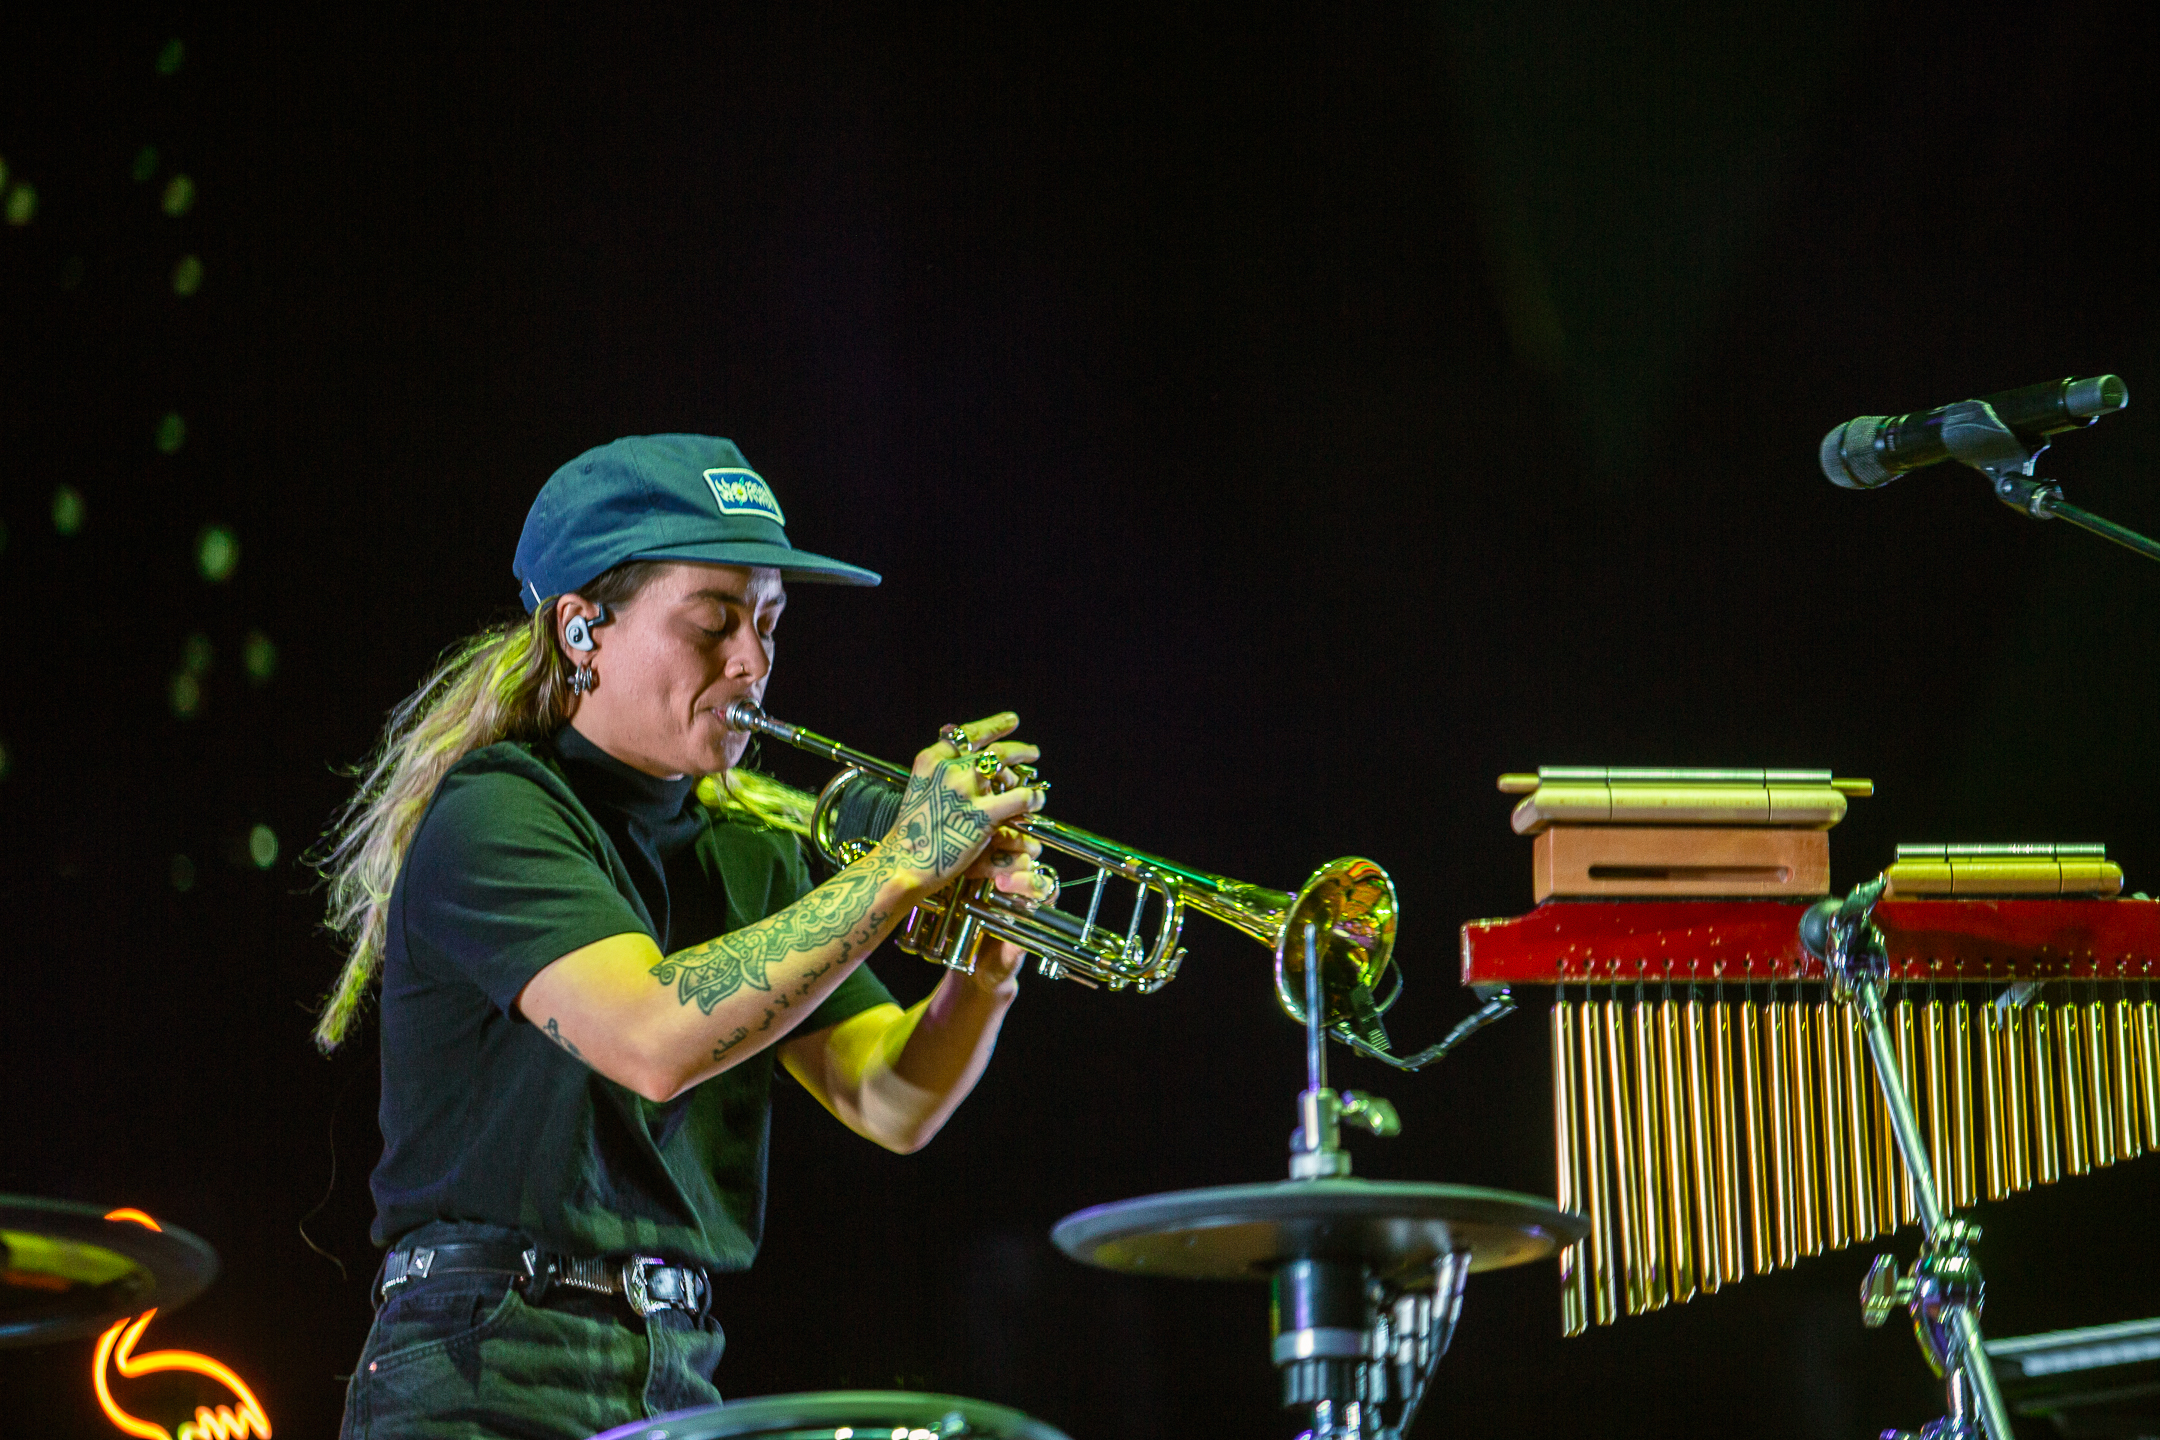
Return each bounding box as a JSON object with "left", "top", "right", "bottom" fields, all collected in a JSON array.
[
  {"left": 1604, "top": 999, "right": 1647, "bottom": 1314},
  {"left": 1815, "top": 998, "right": 1848, "bottom": 1252},
  {"left": 1580, "top": 995, "right": 1618, "bottom": 1326},
  {"left": 2059, "top": 1003, "right": 2090, "bottom": 1176},
  {"left": 1685, "top": 996, "right": 1720, "bottom": 1294},
  {"left": 1843, "top": 1003, "right": 1876, "bottom": 1242},
  {"left": 1713, "top": 999, "right": 1745, "bottom": 1284},
  {"left": 1951, "top": 998, "right": 1976, "bottom": 1208},
  {"left": 1982, "top": 1002, "right": 2007, "bottom": 1202},
  {"left": 1740, "top": 997, "right": 1772, "bottom": 1275},
  {"left": 1631, "top": 999, "right": 1670, "bottom": 1307},
  {"left": 1554, "top": 998, "right": 1586, "bottom": 1336}
]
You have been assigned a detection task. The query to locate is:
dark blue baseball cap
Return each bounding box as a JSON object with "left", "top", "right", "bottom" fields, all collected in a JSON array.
[{"left": 513, "top": 434, "right": 880, "bottom": 611}]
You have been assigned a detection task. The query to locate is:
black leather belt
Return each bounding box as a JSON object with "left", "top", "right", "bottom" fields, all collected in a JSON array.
[{"left": 377, "top": 1240, "right": 709, "bottom": 1319}]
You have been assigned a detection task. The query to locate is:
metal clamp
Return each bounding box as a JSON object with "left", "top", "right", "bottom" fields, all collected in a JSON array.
[{"left": 621, "top": 1255, "right": 680, "bottom": 1317}]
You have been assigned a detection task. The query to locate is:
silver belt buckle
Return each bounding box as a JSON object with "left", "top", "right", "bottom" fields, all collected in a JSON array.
[{"left": 621, "top": 1255, "right": 671, "bottom": 1317}]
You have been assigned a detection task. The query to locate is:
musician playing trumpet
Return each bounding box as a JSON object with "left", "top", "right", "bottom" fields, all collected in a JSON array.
[{"left": 314, "top": 434, "right": 1054, "bottom": 1440}]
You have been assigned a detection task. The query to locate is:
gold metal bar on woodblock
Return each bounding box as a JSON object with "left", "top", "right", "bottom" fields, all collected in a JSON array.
[
  {"left": 1923, "top": 999, "right": 1950, "bottom": 1210},
  {"left": 1580, "top": 997, "right": 1617, "bottom": 1325},
  {"left": 1631, "top": 1001, "right": 1669, "bottom": 1307},
  {"left": 2086, "top": 998, "right": 2115, "bottom": 1167},
  {"left": 1982, "top": 1003, "right": 2007, "bottom": 1201},
  {"left": 1603, "top": 1000, "right": 1646, "bottom": 1313},
  {"left": 1658, "top": 999, "right": 1696, "bottom": 1303},
  {"left": 1713, "top": 1001, "right": 1744, "bottom": 1284},
  {"left": 1951, "top": 1000, "right": 1976, "bottom": 1208},
  {"left": 1816, "top": 999, "right": 1848, "bottom": 1252},
  {"left": 2059, "top": 1003, "right": 2090, "bottom": 1176},
  {"left": 2031, "top": 1000, "right": 2061, "bottom": 1184},
  {"left": 1685, "top": 998, "right": 1720, "bottom": 1295},
  {"left": 2134, "top": 997, "right": 2151, "bottom": 1157},
  {"left": 1766, "top": 1000, "right": 1795, "bottom": 1267},
  {"left": 2115, "top": 998, "right": 2142, "bottom": 1159},
  {"left": 2006, "top": 1003, "right": 2032, "bottom": 1192},
  {"left": 1554, "top": 1000, "right": 1585, "bottom": 1336},
  {"left": 1741, "top": 999, "right": 1772, "bottom": 1274},
  {"left": 1843, "top": 1004, "right": 1876, "bottom": 1242},
  {"left": 1895, "top": 999, "right": 1921, "bottom": 1225}
]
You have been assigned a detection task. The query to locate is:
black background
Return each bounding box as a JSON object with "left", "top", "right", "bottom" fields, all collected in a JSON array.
[{"left": 4, "top": 6, "right": 2159, "bottom": 1437}]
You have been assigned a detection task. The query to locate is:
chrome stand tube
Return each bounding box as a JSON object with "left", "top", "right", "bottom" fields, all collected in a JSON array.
[{"left": 1805, "top": 880, "right": 2017, "bottom": 1440}]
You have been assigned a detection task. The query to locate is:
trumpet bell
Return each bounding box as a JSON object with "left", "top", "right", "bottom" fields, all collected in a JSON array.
[{"left": 1274, "top": 856, "right": 1400, "bottom": 1031}]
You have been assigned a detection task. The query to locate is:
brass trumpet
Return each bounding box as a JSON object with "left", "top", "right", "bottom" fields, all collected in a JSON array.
[{"left": 723, "top": 701, "right": 1400, "bottom": 1039}]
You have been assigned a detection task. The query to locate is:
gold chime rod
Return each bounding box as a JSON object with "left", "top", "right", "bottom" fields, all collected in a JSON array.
[
  {"left": 1554, "top": 998, "right": 1586, "bottom": 1336},
  {"left": 1765, "top": 998, "right": 1795, "bottom": 1268},
  {"left": 1604, "top": 998, "right": 1647, "bottom": 1314},
  {"left": 1659, "top": 997, "right": 1696, "bottom": 1303},
  {"left": 1816, "top": 998, "right": 1849, "bottom": 1253},
  {"left": 1580, "top": 995, "right": 1618, "bottom": 1326},
  {"left": 1981, "top": 1002, "right": 2008, "bottom": 1202},
  {"left": 1713, "top": 998, "right": 1745, "bottom": 1285},
  {"left": 1951, "top": 998, "right": 1977, "bottom": 1208},
  {"left": 1741, "top": 997, "right": 1771, "bottom": 1276},
  {"left": 1684, "top": 996, "right": 1721, "bottom": 1295},
  {"left": 1843, "top": 1003, "right": 1877, "bottom": 1242}
]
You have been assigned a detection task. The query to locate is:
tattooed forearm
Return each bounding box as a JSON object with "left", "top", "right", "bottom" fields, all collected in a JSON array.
[
  {"left": 544, "top": 1018, "right": 584, "bottom": 1060},
  {"left": 711, "top": 1026, "right": 749, "bottom": 1062},
  {"left": 649, "top": 853, "right": 901, "bottom": 1013}
]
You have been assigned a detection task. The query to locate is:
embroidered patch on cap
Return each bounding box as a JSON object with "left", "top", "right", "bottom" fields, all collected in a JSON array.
[{"left": 703, "top": 468, "right": 786, "bottom": 525}]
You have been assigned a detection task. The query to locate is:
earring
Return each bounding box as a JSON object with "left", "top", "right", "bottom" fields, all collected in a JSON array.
[{"left": 568, "top": 665, "right": 596, "bottom": 695}]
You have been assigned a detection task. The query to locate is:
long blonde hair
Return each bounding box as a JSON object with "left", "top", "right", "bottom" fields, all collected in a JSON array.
[{"left": 312, "top": 562, "right": 805, "bottom": 1051}]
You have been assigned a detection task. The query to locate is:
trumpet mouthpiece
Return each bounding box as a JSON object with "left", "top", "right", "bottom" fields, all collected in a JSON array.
[{"left": 724, "top": 699, "right": 768, "bottom": 733}]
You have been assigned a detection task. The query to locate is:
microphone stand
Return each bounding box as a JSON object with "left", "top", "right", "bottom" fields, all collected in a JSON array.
[
  {"left": 1987, "top": 471, "right": 2160, "bottom": 565},
  {"left": 1945, "top": 398, "right": 2160, "bottom": 565},
  {"left": 1803, "top": 880, "right": 2018, "bottom": 1440}
]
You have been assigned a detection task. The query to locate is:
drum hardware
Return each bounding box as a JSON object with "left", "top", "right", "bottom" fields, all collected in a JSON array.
[
  {"left": 1052, "top": 924, "right": 1585, "bottom": 1440},
  {"left": 1806, "top": 878, "right": 2015, "bottom": 1440},
  {"left": 583, "top": 1389, "right": 1071, "bottom": 1440},
  {"left": 0, "top": 1196, "right": 218, "bottom": 1348},
  {"left": 722, "top": 702, "right": 1478, "bottom": 1068}
]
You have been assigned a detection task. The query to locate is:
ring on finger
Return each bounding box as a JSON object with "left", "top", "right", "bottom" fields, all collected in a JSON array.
[
  {"left": 973, "top": 751, "right": 1005, "bottom": 778},
  {"left": 939, "top": 724, "right": 973, "bottom": 754}
]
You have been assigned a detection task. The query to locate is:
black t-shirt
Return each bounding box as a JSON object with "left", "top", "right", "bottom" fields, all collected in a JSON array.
[{"left": 369, "top": 725, "right": 894, "bottom": 1270}]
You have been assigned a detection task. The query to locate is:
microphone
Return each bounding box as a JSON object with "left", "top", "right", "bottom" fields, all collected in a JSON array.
[{"left": 1820, "top": 375, "right": 2129, "bottom": 489}]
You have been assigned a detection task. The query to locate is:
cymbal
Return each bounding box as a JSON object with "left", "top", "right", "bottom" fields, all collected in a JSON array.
[
  {"left": 0, "top": 1196, "right": 219, "bottom": 1348},
  {"left": 586, "top": 1391, "right": 1072, "bottom": 1440},
  {"left": 1052, "top": 1178, "right": 1586, "bottom": 1284}
]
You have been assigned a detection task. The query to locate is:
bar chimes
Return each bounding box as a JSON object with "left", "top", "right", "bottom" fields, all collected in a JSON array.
[{"left": 1468, "top": 768, "right": 2154, "bottom": 1336}]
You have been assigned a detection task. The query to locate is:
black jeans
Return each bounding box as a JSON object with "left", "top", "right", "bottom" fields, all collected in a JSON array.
[{"left": 339, "top": 1223, "right": 727, "bottom": 1440}]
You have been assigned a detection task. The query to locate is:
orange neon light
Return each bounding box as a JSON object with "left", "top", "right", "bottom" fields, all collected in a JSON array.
[{"left": 90, "top": 1212, "right": 272, "bottom": 1440}]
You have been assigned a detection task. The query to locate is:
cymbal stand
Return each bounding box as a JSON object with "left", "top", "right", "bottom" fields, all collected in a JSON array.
[
  {"left": 1277, "top": 924, "right": 1467, "bottom": 1440},
  {"left": 1805, "top": 880, "right": 2018, "bottom": 1440}
]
